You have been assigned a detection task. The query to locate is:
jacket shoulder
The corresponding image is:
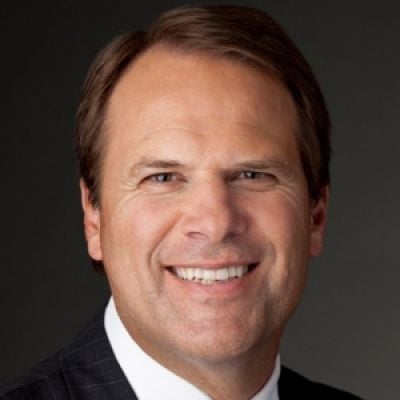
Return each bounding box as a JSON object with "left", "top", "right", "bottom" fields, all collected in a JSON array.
[
  {"left": 279, "top": 367, "right": 364, "bottom": 399},
  {"left": 0, "top": 352, "right": 69, "bottom": 399},
  {"left": 0, "top": 311, "right": 105, "bottom": 400}
]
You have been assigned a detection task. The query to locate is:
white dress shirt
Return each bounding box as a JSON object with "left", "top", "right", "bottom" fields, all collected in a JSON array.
[{"left": 105, "top": 297, "right": 280, "bottom": 400}]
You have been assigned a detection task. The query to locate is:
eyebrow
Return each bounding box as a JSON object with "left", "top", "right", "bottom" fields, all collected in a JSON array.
[
  {"left": 128, "top": 158, "right": 183, "bottom": 176},
  {"left": 235, "top": 159, "right": 294, "bottom": 179},
  {"left": 235, "top": 159, "right": 290, "bottom": 171}
]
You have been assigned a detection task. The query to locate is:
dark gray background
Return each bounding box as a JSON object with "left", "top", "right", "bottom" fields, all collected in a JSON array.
[{"left": 1, "top": 1, "right": 399, "bottom": 399}]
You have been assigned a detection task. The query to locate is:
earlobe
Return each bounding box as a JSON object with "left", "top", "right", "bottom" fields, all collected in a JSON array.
[
  {"left": 80, "top": 180, "right": 103, "bottom": 261},
  {"left": 309, "top": 185, "right": 330, "bottom": 257}
]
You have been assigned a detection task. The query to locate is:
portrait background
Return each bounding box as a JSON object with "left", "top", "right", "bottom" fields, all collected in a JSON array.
[{"left": 1, "top": 1, "right": 399, "bottom": 399}]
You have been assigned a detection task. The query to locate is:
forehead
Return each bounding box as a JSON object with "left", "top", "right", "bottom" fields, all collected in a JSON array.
[{"left": 104, "top": 47, "right": 300, "bottom": 164}]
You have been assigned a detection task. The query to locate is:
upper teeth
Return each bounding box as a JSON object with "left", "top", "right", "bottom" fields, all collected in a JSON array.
[{"left": 173, "top": 265, "right": 249, "bottom": 283}]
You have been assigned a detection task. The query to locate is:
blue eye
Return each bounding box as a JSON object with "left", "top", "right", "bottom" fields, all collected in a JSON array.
[
  {"left": 149, "top": 173, "right": 177, "bottom": 182},
  {"left": 239, "top": 171, "right": 271, "bottom": 179}
]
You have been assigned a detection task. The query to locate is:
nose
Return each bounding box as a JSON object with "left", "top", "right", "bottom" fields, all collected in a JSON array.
[{"left": 179, "top": 178, "right": 248, "bottom": 243}]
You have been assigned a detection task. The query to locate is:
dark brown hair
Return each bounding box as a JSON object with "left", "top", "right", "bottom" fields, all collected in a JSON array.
[{"left": 75, "top": 5, "right": 331, "bottom": 205}]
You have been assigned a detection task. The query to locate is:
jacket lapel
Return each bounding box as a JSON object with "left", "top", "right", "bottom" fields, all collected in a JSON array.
[{"left": 60, "top": 310, "right": 138, "bottom": 400}]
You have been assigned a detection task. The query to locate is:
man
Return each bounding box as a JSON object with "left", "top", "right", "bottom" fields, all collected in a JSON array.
[{"left": 1, "top": 5, "right": 363, "bottom": 400}]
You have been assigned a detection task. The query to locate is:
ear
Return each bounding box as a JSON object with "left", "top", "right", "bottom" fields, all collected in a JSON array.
[
  {"left": 309, "top": 185, "right": 330, "bottom": 258},
  {"left": 80, "top": 180, "right": 102, "bottom": 261}
]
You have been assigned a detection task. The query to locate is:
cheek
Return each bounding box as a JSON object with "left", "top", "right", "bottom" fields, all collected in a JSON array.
[
  {"left": 257, "top": 195, "right": 311, "bottom": 311},
  {"left": 254, "top": 193, "right": 311, "bottom": 281},
  {"left": 255, "top": 192, "right": 310, "bottom": 244},
  {"left": 101, "top": 196, "right": 179, "bottom": 265},
  {"left": 100, "top": 199, "right": 178, "bottom": 302}
]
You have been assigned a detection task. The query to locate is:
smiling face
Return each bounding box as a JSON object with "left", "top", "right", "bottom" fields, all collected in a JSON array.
[{"left": 82, "top": 47, "right": 328, "bottom": 374}]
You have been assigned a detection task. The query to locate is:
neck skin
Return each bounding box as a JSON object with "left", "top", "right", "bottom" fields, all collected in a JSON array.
[
  {"left": 170, "top": 346, "right": 279, "bottom": 400},
  {"left": 119, "top": 307, "right": 281, "bottom": 400}
]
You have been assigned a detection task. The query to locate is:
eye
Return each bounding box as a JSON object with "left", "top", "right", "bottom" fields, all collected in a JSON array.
[
  {"left": 234, "top": 170, "right": 278, "bottom": 191},
  {"left": 238, "top": 171, "right": 274, "bottom": 180},
  {"left": 146, "top": 173, "right": 178, "bottom": 183}
]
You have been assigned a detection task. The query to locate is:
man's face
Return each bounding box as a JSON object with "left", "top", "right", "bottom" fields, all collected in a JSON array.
[{"left": 82, "top": 48, "right": 328, "bottom": 369}]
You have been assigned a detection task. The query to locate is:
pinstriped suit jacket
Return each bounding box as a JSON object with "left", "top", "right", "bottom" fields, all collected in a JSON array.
[{"left": 0, "top": 310, "right": 363, "bottom": 399}]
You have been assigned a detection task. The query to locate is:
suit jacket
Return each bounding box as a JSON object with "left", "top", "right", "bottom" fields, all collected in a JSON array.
[{"left": 0, "top": 310, "right": 363, "bottom": 399}]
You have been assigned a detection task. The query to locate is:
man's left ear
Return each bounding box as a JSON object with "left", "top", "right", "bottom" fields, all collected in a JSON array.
[
  {"left": 309, "top": 185, "right": 330, "bottom": 257},
  {"left": 80, "top": 179, "right": 103, "bottom": 261}
]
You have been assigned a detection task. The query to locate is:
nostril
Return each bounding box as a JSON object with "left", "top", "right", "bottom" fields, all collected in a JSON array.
[{"left": 182, "top": 209, "right": 248, "bottom": 244}]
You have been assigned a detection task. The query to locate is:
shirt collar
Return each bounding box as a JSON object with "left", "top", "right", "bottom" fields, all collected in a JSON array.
[{"left": 105, "top": 297, "right": 280, "bottom": 400}]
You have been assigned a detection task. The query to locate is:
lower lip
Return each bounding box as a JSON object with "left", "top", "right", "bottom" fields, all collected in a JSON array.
[{"left": 165, "top": 265, "right": 257, "bottom": 297}]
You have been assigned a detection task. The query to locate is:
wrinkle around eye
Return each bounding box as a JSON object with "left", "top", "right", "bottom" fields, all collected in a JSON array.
[{"left": 231, "top": 170, "right": 278, "bottom": 191}]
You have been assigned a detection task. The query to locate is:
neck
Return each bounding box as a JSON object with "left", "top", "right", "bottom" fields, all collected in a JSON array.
[
  {"left": 113, "top": 298, "right": 282, "bottom": 399},
  {"left": 134, "top": 328, "right": 280, "bottom": 400},
  {"left": 175, "top": 349, "right": 279, "bottom": 400}
]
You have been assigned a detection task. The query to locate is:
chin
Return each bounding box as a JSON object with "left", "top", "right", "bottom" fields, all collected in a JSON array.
[{"left": 173, "top": 317, "right": 278, "bottom": 365}]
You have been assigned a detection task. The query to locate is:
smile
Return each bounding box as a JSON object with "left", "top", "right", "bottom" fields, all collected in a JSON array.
[{"left": 170, "top": 264, "right": 257, "bottom": 285}]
